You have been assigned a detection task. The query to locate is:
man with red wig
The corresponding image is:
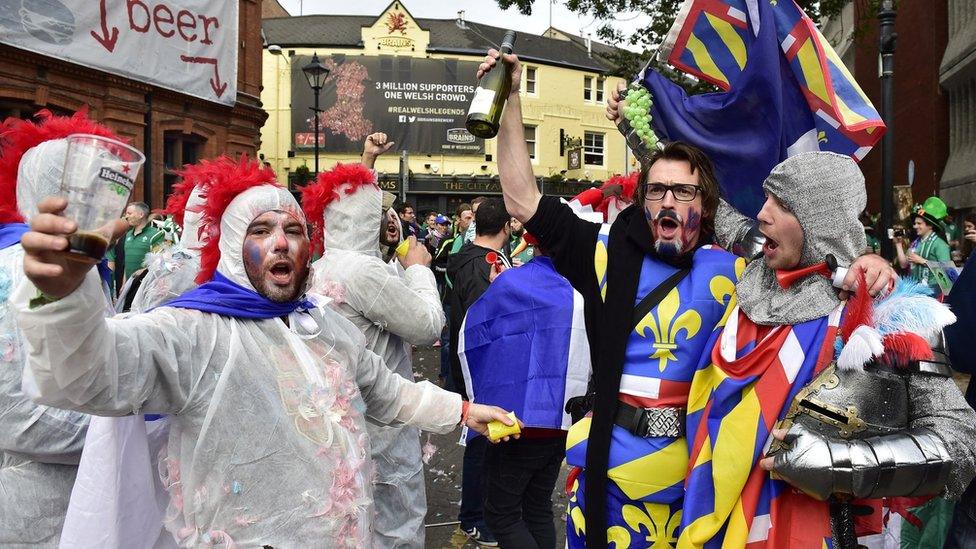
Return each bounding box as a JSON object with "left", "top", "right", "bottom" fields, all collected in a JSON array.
[{"left": 13, "top": 154, "right": 515, "bottom": 546}]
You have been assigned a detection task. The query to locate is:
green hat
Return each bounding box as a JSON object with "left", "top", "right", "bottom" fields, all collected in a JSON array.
[{"left": 913, "top": 196, "right": 949, "bottom": 236}]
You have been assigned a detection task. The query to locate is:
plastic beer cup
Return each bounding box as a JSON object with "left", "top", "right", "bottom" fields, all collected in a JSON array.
[{"left": 59, "top": 134, "right": 145, "bottom": 261}]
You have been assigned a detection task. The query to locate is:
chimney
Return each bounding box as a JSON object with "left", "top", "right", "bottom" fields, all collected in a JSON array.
[
  {"left": 585, "top": 34, "right": 592, "bottom": 58},
  {"left": 457, "top": 10, "right": 466, "bottom": 27}
]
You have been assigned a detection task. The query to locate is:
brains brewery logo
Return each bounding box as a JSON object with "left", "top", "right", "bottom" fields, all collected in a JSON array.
[{"left": 447, "top": 128, "right": 476, "bottom": 144}]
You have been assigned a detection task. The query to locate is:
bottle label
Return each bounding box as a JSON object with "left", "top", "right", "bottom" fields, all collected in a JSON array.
[{"left": 468, "top": 87, "right": 496, "bottom": 115}]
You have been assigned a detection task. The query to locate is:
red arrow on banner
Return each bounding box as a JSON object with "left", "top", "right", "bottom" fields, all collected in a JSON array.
[
  {"left": 180, "top": 55, "right": 228, "bottom": 98},
  {"left": 90, "top": 0, "right": 119, "bottom": 52}
]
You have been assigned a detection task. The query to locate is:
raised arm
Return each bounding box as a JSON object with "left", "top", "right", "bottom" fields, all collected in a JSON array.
[
  {"left": 353, "top": 258, "right": 445, "bottom": 345},
  {"left": 483, "top": 50, "right": 541, "bottom": 223},
  {"left": 14, "top": 197, "right": 208, "bottom": 416}
]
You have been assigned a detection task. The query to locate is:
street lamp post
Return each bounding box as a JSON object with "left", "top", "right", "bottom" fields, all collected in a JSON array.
[
  {"left": 878, "top": 0, "right": 897, "bottom": 260},
  {"left": 302, "top": 52, "right": 330, "bottom": 175}
]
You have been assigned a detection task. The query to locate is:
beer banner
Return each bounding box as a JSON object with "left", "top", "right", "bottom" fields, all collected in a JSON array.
[
  {"left": 0, "top": 0, "right": 238, "bottom": 105},
  {"left": 291, "top": 54, "right": 484, "bottom": 156}
]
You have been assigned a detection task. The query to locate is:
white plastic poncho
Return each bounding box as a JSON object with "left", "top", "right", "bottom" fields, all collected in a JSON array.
[
  {"left": 0, "top": 138, "right": 97, "bottom": 548},
  {"left": 310, "top": 167, "right": 445, "bottom": 548},
  {"left": 60, "top": 188, "right": 207, "bottom": 549},
  {"left": 14, "top": 185, "right": 462, "bottom": 547}
]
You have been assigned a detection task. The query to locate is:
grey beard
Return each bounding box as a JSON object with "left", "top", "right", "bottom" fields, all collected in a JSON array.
[{"left": 654, "top": 240, "right": 681, "bottom": 258}]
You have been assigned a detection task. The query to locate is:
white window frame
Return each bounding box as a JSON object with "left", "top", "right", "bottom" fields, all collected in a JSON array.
[
  {"left": 583, "top": 131, "right": 605, "bottom": 166},
  {"left": 525, "top": 66, "right": 537, "bottom": 95},
  {"left": 596, "top": 76, "right": 605, "bottom": 103},
  {"left": 583, "top": 75, "right": 593, "bottom": 102},
  {"left": 524, "top": 124, "right": 537, "bottom": 161}
]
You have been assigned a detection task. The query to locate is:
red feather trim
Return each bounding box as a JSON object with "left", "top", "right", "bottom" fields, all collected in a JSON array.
[
  {"left": 881, "top": 333, "right": 934, "bottom": 367},
  {"left": 0, "top": 108, "right": 121, "bottom": 223},
  {"left": 603, "top": 172, "right": 639, "bottom": 201},
  {"left": 195, "top": 155, "right": 278, "bottom": 284},
  {"left": 299, "top": 163, "right": 377, "bottom": 256},
  {"left": 839, "top": 269, "right": 873, "bottom": 343}
]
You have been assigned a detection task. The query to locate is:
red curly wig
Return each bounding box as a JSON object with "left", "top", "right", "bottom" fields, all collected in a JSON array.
[{"left": 0, "top": 108, "right": 121, "bottom": 223}]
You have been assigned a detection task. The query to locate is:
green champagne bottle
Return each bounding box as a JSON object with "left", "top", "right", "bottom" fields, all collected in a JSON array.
[{"left": 465, "top": 30, "right": 517, "bottom": 139}]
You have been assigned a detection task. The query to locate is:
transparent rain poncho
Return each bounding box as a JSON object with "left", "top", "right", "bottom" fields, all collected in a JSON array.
[
  {"left": 14, "top": 185, "right": 462, "bottom": 547},
  {"left": 311, "top": 168, "right": 445, "bottom": 548},
  {"left": 0, "top": 138, "right": 98, "bottom": 547},
  {"left": 60, "top": 188, "right": 207, "bottom": 549}
]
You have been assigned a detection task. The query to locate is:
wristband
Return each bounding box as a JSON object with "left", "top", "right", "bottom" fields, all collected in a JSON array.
[{"left": 461, "top": 400, "right": 471, "bottom": 426}]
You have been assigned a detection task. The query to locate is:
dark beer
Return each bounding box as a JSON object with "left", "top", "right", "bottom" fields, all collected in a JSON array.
[{"left": 67, "top": 231, "right": 109, "bottom": 261}]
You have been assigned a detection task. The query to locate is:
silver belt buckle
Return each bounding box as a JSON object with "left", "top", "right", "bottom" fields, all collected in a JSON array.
[{"left": 636, "top": 407, "right": 685, "bottom": 438}]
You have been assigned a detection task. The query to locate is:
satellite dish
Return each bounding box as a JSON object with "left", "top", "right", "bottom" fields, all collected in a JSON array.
[{"left": 908, "top": 159, "right": 915, "bottom": 186}]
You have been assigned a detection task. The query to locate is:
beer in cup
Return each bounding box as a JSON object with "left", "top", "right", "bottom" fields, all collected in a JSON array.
[{"left": 59, "top": 134, "right": 145, "bottom": 261}]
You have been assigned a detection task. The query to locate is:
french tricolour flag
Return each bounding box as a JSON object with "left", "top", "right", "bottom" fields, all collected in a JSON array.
[{"left": 459, "top": 256, "right": 592, "bottom": 434}]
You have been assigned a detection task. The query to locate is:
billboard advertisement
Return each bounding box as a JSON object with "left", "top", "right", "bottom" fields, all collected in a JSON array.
[{"left": 291, "top": 54, "right": 484, "bottom": 156}]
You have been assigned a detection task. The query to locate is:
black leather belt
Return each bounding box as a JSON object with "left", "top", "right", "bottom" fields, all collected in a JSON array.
[{"left": 615, "top": 402, "right": 686, "bottom": 438}]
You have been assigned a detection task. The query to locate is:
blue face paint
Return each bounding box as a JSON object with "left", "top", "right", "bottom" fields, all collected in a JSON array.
[
  {"left": 243, "top": 240, "right": 264, "bottom": 269},
  {"left": 686, "top": 209, "right": 701, "bottom": 233}
]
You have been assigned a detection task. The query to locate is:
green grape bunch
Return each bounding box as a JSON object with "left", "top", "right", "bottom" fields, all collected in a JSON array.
[{"left": 622, "top": 83, "right": 660, "bottom": 150}]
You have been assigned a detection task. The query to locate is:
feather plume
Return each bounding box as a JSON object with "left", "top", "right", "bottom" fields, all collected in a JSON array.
[
  {"left": 873, "top": 278, "right": 956, "bottom": 340},
  {"left": 837, "top": 325, "right": 885, "bottom": 370},
  {"left": 0, "top": 108, "right": 120, "bottom": 223},
  {"left": 195, "top": 156, "right": 277, "bottom": 284},
  {"left": 881, "top": 332, "right": 934, "bottom": 367},
  {"left": 164, "top": 159, "right": 226, "bottom": 227},
  {"left": 603, "top": 172, "right": 639, "bottom": 201},
  {"left": 299, "top": 163, "right": 377, "bottom": 256},
  {"left": 839, "top": 269, "right": 873, "bottom": 343}
]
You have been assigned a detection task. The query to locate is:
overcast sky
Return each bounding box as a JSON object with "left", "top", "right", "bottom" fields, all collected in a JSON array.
[{"left": 275, "top": 0, "right": 651, "bottom": 52}]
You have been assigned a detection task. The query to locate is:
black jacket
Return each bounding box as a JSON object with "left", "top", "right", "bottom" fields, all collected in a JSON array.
[
  {"left": 525, "top": 195, "right": 694, "bottom": 549},
  {"left": 446, "top": 241, "right": 496, "bottom": 399}
]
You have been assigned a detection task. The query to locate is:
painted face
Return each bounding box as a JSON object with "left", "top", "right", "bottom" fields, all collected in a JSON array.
[
  {"left": 242, "top": 210, "right": 311, "bottom": 302},
  {"left": 379, "top": 209, "right": 400, "bottom": 247},
  {"left": 756, "top": 192, "right": 804, "bottom": 270},
  {"left": 913, "top": 216, "right": 933, "bottom": 237},
  {"left": 457, "top": 210, "right": 474, "bottom": 232},
  {"left": 642, "top": 159, "right": 704, "bottom": 258}
]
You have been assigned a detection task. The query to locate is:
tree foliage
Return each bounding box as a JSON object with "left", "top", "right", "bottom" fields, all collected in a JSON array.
[{"left": 496, "top": 0, "right": 884, "bottom": 94}]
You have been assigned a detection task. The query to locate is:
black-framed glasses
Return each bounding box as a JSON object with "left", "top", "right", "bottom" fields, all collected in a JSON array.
[{"left": 642, "top": 183, "right": 701, "bottom": 202}]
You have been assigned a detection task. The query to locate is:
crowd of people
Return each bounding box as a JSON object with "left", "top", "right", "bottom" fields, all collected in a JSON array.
[{"left": 1, "top": 45, "right": 976, "bottom": 549}]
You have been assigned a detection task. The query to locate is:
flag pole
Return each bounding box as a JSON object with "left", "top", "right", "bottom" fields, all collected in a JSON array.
[{"left": 879, "top": 0, "right": 897, "bottom": 261}]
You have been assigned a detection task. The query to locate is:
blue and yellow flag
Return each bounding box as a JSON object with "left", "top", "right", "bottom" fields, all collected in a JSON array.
[{"left": 644, "top": 0, "right": 885, "bottom": 218}]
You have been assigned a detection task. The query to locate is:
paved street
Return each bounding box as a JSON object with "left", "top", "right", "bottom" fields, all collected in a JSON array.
[{"left": 411, "top": 345, "right": 572, "bottom": 548}]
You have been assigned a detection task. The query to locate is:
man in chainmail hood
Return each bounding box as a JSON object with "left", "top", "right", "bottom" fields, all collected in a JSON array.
[
  {"left": 680, "top": 151, "right": 976, "bottom": 547},
  {"left": 736, "top": 151, "right": 867, "bottom": 325}
]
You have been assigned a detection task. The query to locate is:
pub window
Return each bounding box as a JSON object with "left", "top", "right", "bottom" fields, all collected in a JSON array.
[
  {"left": 445, "top": 58, "right": 458, "bottom": 83},
  {"left": 163, "top": 131, "right": 205, "bottom": 204},
  {"left": 583, "top": 75, "right": 593, "bottom": 101},
  {"left": 397, "top": 56, "right": 411, "bottom": 81},
  {"left": 596, "top": 76, "right": 605, "bottom": 103},
  {"left": 380, "top": 57, "right": 394, "bottom": 82},
  {"left": 525, "top": 66, "right": 537, "bottom": 94},
  {"left": 524, "top": 124, "right": 537, "bottom": 160},
  {"left": 0, "top": 99, "right": 72, "bottom": 121},
  {"left": 584, "top": 131, "right": 604, "bottom": 166}
]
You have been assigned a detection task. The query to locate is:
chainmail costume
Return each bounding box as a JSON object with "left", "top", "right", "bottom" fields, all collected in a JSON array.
[{"left": 737, "top": 151, "right": 866, "bottom": 327}]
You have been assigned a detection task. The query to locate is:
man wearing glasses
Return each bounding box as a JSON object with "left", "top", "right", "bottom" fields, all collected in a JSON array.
[{"left": 483, "top": 49, "right": 891, "bottom": 548}]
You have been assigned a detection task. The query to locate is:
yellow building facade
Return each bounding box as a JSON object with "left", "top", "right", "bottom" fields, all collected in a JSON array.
[{"left": 260, "top": 1, "right": 632, "bottom": 213}]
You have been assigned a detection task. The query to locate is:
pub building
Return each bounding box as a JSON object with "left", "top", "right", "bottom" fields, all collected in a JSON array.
[{"left": 260, "top": 0, "right": 634, "bottom": 213}]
